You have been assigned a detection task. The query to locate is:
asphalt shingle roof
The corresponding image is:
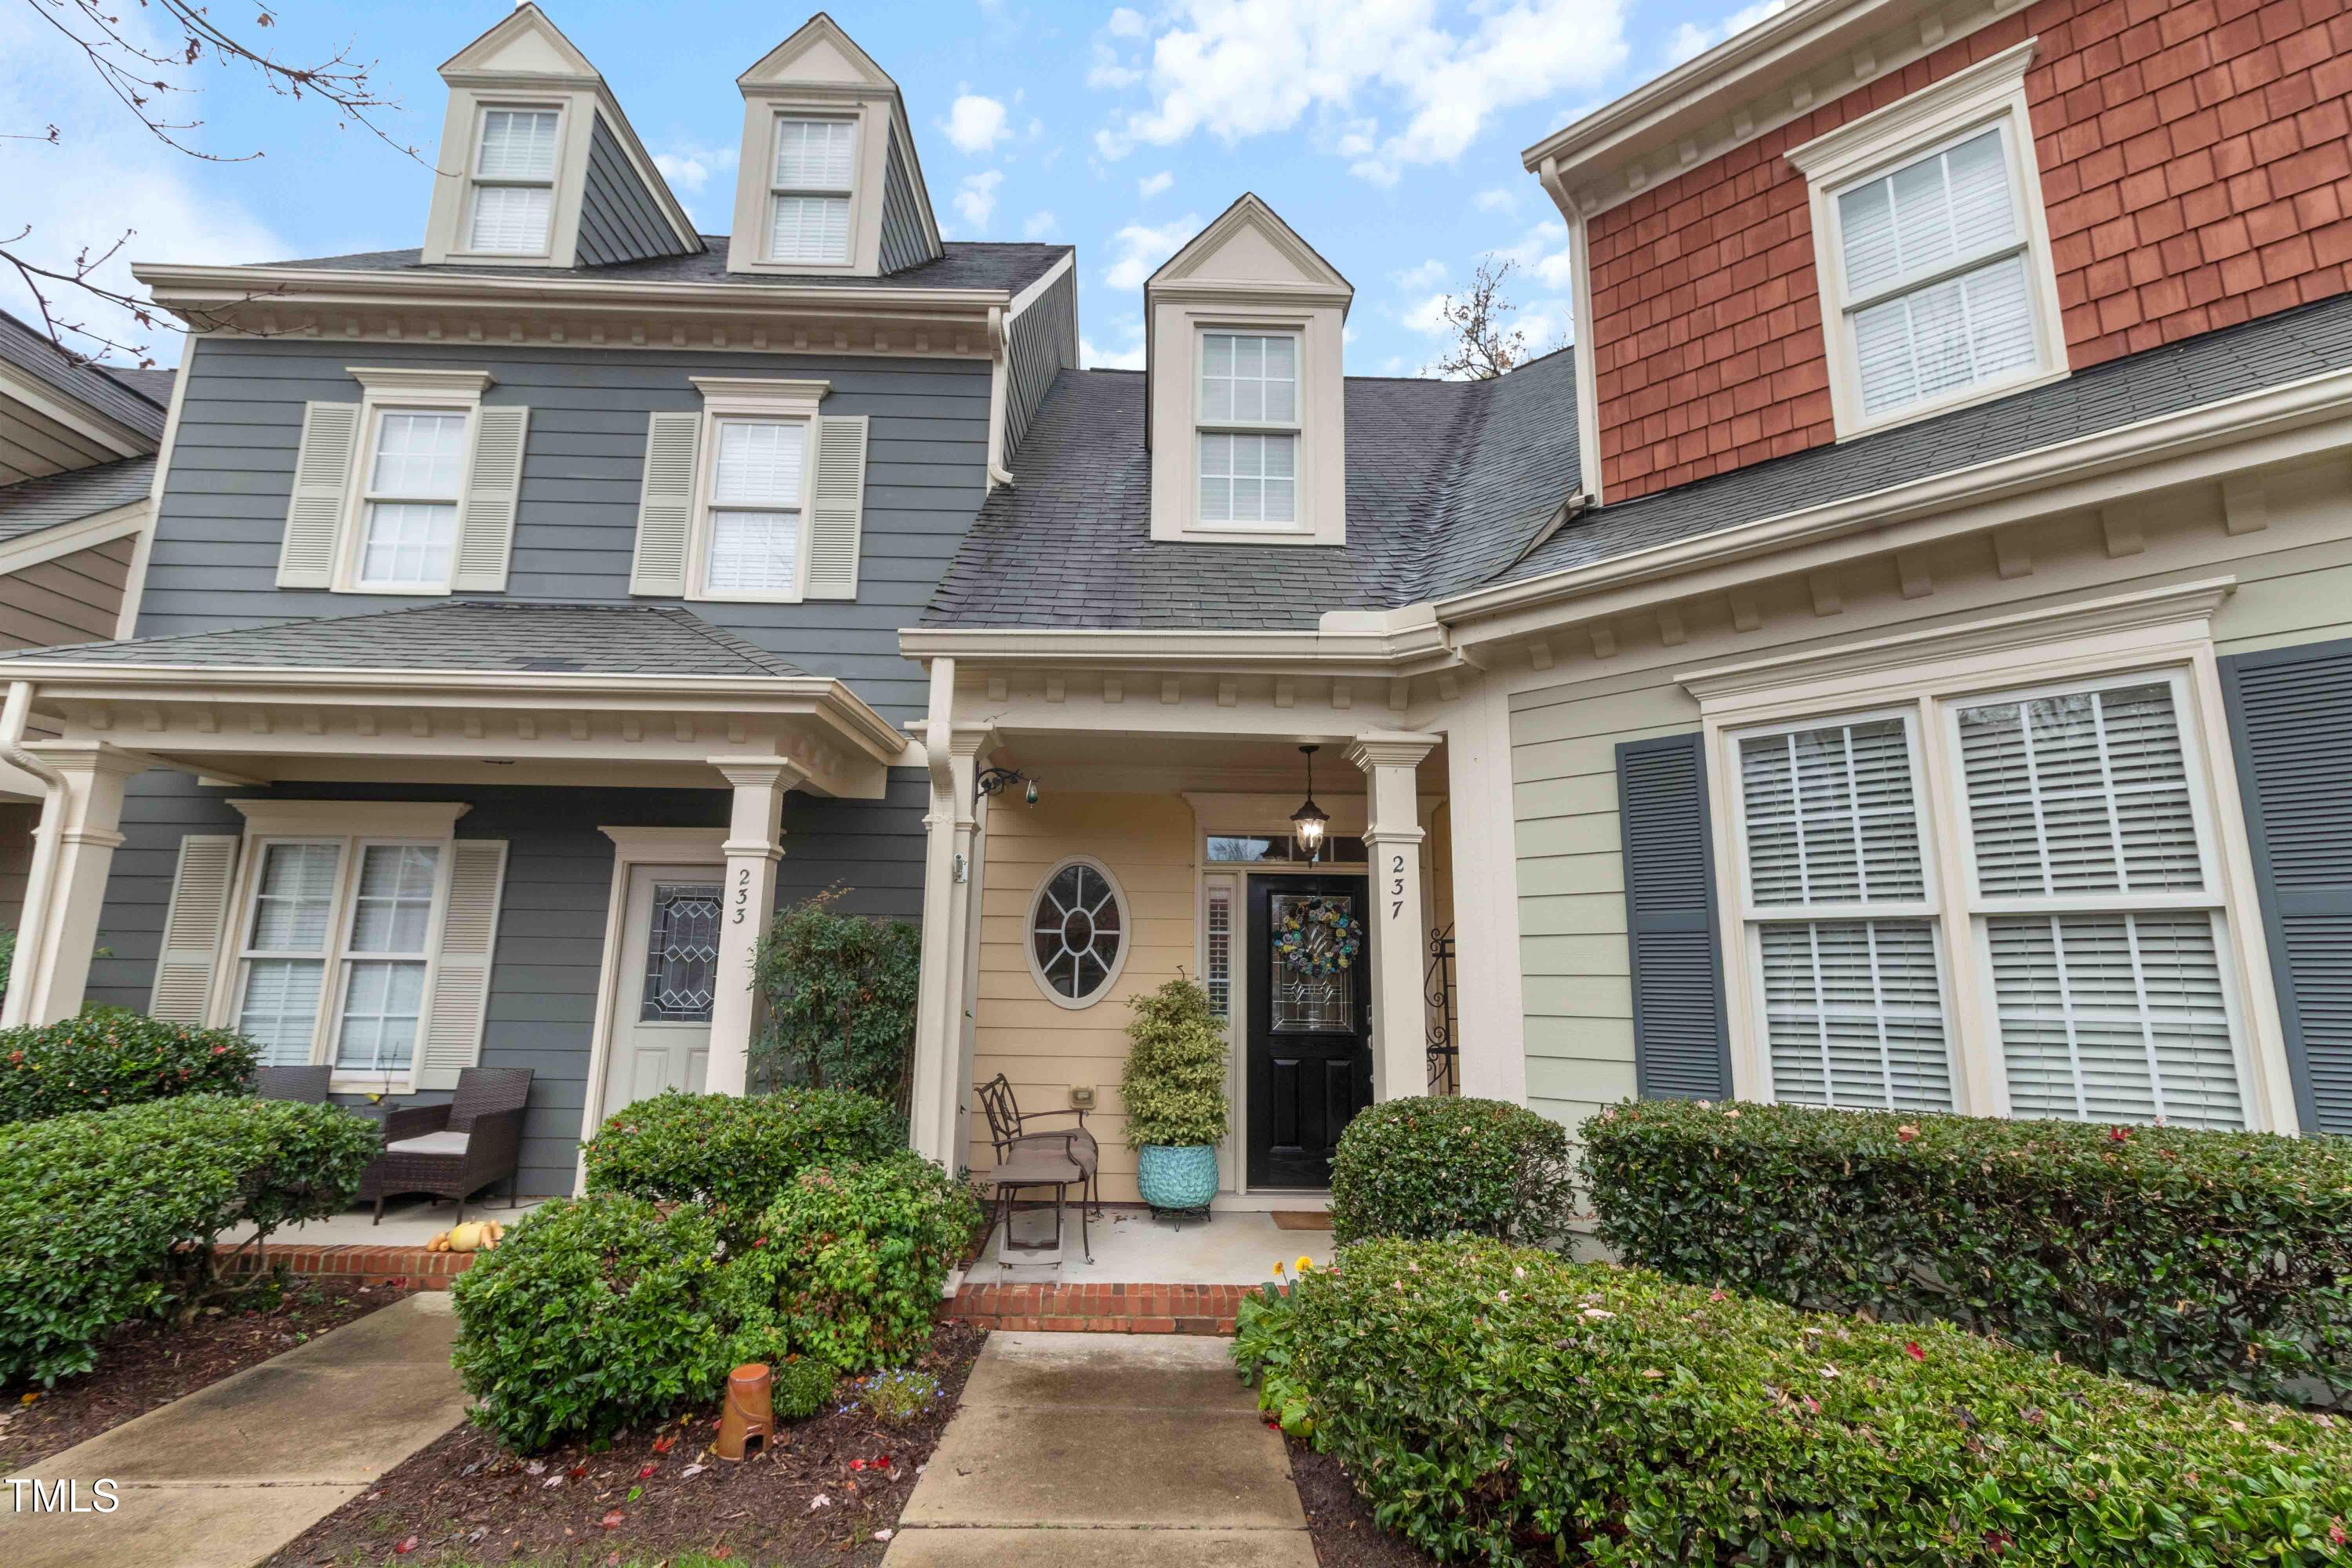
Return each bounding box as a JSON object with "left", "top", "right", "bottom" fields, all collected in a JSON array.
[
  {"left": 260, "top": 237, "right": 1072, "bottom": 297},
  {"left": 0, "top": 310, "right": 171, "bottom": 441},
  {"left": 0, "top": 457, "right": 155, "bottom": 544},
  {"left": 0, "top": 601, "right": 811, "bottom": 678}
]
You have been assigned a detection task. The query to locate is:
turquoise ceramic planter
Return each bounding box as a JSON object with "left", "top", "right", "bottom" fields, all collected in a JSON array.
[{"left": 1137, "top": 1143, "right": 1218, "bottom": 1210}]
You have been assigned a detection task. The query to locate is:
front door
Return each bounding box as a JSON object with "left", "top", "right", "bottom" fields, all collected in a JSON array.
[
  {"left": 1246, "top": 873, "right": 1374, "bottom": 1189},
  {"left": 601, "top": 866, "right": 720, "bottom": 1118}
]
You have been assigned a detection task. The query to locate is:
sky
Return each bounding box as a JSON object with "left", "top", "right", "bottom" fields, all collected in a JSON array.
[{"left": 0, "top": 0, "right": 1788, "bottom": 374}]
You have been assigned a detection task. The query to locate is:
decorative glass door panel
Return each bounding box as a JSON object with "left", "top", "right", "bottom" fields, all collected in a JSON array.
[
  {"left": 1269, "top": 892, "right": 1359, "bottom": 1033},
  {"left": 639, "top": 883, "right": 720, "bottom": 1022},
  {"left": 1247, "top": 875, "right": 1374, "bottom": 1189}
]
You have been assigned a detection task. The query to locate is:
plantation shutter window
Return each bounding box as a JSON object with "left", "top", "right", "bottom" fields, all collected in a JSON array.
[
  {"left": 356, "top": 412, "right": 468, "bottom": 589},
  {"left": 150, "top": 836, "right": 241, "bottom": 1025},
  {"left": 1731, "top": 713, "right": 1957, "bottom": 1113},
  {"left": 1617, "top": 734, "right": 1732, "bottom": 1102},
  {"left": 704, "top": 419, "right": 805, "bottom": 597},
  {"left": 467, "top": 107, "right": 559, "bottom": 254},
  {"left": 1953, "top": 677, "right": 2246, "bottom": 1130},
  {"left": 654, "top": 380, "right": 848, "bottom": 604},
  {"left": 768, "top": 116, "right": 855, "bottom": 265},
  {"left": 234, "top": 841, "right": 343, "bottom": 1068},
  {"left": 333, "top": 844, "right": 441, "bottom": 1078},
  {"left": 1196, "top": 331, "right": 1302, "bottom": 530}
]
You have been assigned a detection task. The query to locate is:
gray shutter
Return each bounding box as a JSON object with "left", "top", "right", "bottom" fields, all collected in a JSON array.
[
  {"left": 629, "top": 411, "right": 701, "bottom": 597},
  {"left": 452, "top": 405, "right": 528, "bottom": 591},
  {"left": 150, "top": 835, "right": 240, "bottom": 1024},
  {"left": 277, "top": 401, "right": 361, "bottom": 587},
  {"left": 416, "top": 839, "right": 506, "bottom": 1091},
  {"left": 2221, "top": 641, "right": 2352, "bottom": 1134},
  {"left": 1616, "top": 733, "right": 1731, "bottom": 1101},
  {"left": 804, "top": 413, "right": 868, "bottom": 601}
]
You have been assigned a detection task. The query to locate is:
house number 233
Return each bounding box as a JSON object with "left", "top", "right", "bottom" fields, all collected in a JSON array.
[
  {"left": 1390, "top": 854, "right": 1406, "bottom": 920},
  {"left": 731, "top": 865, "right": 753, "bottom": 924}
]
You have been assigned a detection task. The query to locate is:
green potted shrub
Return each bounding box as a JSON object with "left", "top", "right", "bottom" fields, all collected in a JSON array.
[{"left": 1120, "top": 977, "right": 1228, "bottom": 1212}]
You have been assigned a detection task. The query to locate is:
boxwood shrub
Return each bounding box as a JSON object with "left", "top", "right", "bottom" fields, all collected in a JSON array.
[
  {"left": 0, "top": 1094, "right": 376, "bottom": 1386},
  {"left": 1580, "top": 1098, "right": 2352, "bottom": 1406},
  {"left": 1329, "top": 1096, "right": 1573, "bottom": 1247},
  {"left": 450, "top": 1194, "right": 737, "bottom": 1452},
  {"left": 719, "top": 1152, "right": 982, "bottom": 1374},
  {"left": 579, "top": 1088, "right": 902, "bottom": 1242},
  {"left": 0, "top": 1012, "right": 258, "bottom": 1127},
  {"left": 1237, "top": 1238, "right": 2352, "bottom": 1566}
]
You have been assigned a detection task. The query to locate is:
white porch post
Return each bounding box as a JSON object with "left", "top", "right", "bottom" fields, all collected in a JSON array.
[
  {"left": 1351, "top": 730, "right": 1441, "bottom": 1102},
  {"left": 13, "top": 742, "right": 144, "bottom": 1026},
  {"left": 706, "top": 757, "right": 802, "bottom": 1097},
  {"left": 1444, "top": 673, "right": 1528, "bottom": 1102},
  {"left": 909, "top": 660, "right": 994, "bottom": 1167}
]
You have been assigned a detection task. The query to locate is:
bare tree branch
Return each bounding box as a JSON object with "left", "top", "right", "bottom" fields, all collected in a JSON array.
[{"left": 1423, "top": 256, "right": 1568, "bottom": 380}]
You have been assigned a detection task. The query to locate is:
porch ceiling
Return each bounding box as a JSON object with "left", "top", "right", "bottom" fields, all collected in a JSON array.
[{"left": 986, "top": 728, "right": 1446, "bottom": 795}]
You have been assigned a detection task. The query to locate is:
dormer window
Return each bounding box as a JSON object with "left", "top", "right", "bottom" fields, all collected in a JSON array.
[
  {"left": 466, "top": 107, "right": 561, "bottom": 255},
  {"left": 768, "top": 116, "right": 855, "bottom": 266},
  {"left": 1197, "top": 332, "right": 1298, "bottom": 527}
]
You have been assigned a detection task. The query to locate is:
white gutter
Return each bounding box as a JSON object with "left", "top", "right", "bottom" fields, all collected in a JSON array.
[
  {"left": 130, "top": 262, "right": 1011, "bottom": 318},
  {"left": 0, "top": 681, "right": 62, "bottom": 1029},
  {"left": 899, "top": 615, "right": 1460, "bottom": 673}
]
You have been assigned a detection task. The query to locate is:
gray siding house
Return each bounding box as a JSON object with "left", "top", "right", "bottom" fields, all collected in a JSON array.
[{"left": 0, "top": 7, "right": 1073, "bottom": 1195}]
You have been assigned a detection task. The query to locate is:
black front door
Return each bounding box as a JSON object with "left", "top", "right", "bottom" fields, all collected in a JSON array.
[{"left": 1246, "top": 873, "right": 1374, "bottom": 1189}]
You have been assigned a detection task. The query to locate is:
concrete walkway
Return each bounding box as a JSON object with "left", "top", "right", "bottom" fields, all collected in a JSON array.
[
  {"left": 887, "top": 1331, "right": 1314, "bottom": 1566},
  {"left": 1, "top": 1293, "right": 467, "bottom": 1568}
]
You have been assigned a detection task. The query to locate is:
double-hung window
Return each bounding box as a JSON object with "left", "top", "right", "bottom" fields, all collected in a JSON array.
[
  {"left": 1196, "top": 331, "right": 1298, "bottom": 528},
  {"left": 467, "top": 107, "right": 560, "bottom": 255},
  {"left": 768, "top": 116, "right": 855, "bottom": 266},
  {"left": 703, "top": 418, "right": 806, "bottom": 597},
  {"left": 356, "top": 409, "right": 468, "bottom": 590},
  {"left": 233, "top": 838, "right": 448, "bottom": 1081}
]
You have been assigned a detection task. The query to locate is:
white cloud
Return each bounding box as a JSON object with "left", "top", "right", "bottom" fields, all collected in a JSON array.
[
  {"left": 1082, "top": 312, "right": 1148, "bottom": 368},
  {"left": 1137, "top": 170, "right": 1174, "bottom": 198},
  {"left": 1666, "top": 0, "right": 1786, "bottom": 64},
  {"left": 1474, "top": 187, "right": 1520, "bottom": 212},
  {"left": 1093, "top": 0, "right": 1628, "bottom": 183},
  {"left": 1088, "top": 45, "right": 1145, "bottom": 90},
  {"left": 1022, "top": 209, "right": 1061, "bottom": 239},
  {"left": 652, "top": 143, "right": 735, "bottom": 194},
  {"left": 1107, "top": 6, "right": 1149, "bottom": 37},
  {"left": 1401, "top": 292, "right": 1456, "bottom": 337},
  {"left": 953, "top": 170, "right": 1005, "bottom": 230},
  {"left": 1394, "top": 258, "right": 1447, "bottom": 289},
  {"left": 1101, "top": 213, "right": 1200, "bottom": 291},
  {"left": 942, "top": 93, "right": 1011, "bottom": 154}
]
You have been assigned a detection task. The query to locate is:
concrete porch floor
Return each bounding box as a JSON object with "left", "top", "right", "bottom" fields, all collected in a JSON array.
[
  {"left": 226, "top": 1194, "right": 554, "bottom": 1250},
  {"left": 983, "top": 1204, "right": 1335, "bottom": 1285}
]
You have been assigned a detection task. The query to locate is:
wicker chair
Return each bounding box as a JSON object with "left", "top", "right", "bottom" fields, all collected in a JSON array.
[
  {"left": 975, "top": 1073, "right": 1099, "bottom": 1214},
  {"left": 254, "top": 1065, "right": 332, "bottom": 1103},
  {"left": 359, "top": 1067, "right": 533, "bottom": 1224}
]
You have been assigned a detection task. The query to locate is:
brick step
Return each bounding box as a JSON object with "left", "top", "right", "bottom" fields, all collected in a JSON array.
[
  {"left": 214, "top": 1241, "right": 476, "bottom": 1289},
  {"left": 942, "top": 1282, "right": 1254, "bottom": 1335}
]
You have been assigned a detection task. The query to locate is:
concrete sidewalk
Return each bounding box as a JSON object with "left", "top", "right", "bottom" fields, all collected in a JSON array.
[
  {"left": 886, "top": 1331, "right": 1314, "bottom": 1566},
  {"left": 1, "top": 1293, "right": 468, "bottom": 1568}
]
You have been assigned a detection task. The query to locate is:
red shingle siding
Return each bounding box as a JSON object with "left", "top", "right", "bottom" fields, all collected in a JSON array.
[{"left": 1587, "top": 0, "right": 2352, "bottom": 501}]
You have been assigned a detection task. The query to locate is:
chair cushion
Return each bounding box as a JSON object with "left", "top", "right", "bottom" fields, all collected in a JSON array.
[
  {"left": 992, "top": 1148, "right": 1083, "bottom": 1185},
  {"left": 1010, "top": 1130, "right": 1097, "bottom": 1174},
  {"left": 386, "top": 1130, "right": 471, "bottom": 1157}
]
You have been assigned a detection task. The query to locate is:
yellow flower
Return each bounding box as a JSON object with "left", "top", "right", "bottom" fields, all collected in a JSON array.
[
  {"left": 1295, "top": 1254, "right": 1316, "bottom": 1273},
  {"left": 1272, "top": 1259, "right": 1286, "bottom": 1276}
]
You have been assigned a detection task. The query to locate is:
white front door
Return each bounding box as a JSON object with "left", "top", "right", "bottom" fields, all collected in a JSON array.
[{"left": 601, "top": 865, "right": 721, "bottom": 1116}]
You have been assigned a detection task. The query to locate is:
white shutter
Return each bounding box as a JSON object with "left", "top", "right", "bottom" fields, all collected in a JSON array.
[
  {"left": 278, "top": 401, "right": 361, "bottom": 587},
  {"left": 415, "top": 839, "right": 506, "bottom": 1091},
  {"left": 629, "top": 412, "right": 701, "bottom": 597},
  {"left": 150, "top": 836, "right": 240, "bottom": 1024},
  {"left": 804, "top": 414, "right": 867, "bottom": 600},
  {"left": 452, "top": 405, "right": 528, "bottom": 591},
  {"left": 1759, "top": 919, "right": 1954, "bottom": 1112}
]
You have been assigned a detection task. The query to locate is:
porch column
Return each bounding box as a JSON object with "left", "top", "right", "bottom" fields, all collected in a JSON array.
[
  {"left": 1350, "top": 730, "right": 1442, "bottom": 1102},
  {"left": 909, "top": 655, "right": 992, "bottom": 1166},
  {"left": 12, "top": 742, "right": 145, "bottom": 1026},
  {"left": 1443, "top": 673, "right": 1527, "bottom": 1102},
  {"left": 706, "top": 757, "right": 804, "bottom": 1097}
]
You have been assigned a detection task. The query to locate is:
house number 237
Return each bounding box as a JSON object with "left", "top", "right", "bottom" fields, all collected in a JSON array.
[
  {"left": 1390, "top": 854, "right": 1406, "bottom": 920},
  {"left": 731, "top": 865, "right": 752, "bottom": 924}
]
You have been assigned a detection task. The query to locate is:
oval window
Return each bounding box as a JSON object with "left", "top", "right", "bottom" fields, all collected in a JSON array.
[{"left": 1029, "top": 858, "right": 1127, "bottom": 1007}]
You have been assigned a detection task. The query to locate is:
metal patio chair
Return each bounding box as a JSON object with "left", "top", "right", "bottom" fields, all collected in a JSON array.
[{"left": 975, "top": 1073, "right": 1097, "bottom": 1264}]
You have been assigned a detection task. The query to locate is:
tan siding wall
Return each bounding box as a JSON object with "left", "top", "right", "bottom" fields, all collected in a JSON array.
[
  {"left": 0, "top": 801, "right": 35, "bottom": 931},
  {"left": 0, "top": 535, "right": 131, "bottom": 650},
  {"left": 1508, "top": 452, "right": 2352, "bottom": 1132}
]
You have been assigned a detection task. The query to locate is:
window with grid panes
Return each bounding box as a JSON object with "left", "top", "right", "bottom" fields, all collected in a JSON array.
[
  {"left": 356, "top": 410, "right": 468, "bottom": 589},
  {"left": 703, "top": 419, "right": 804, "bottom": 595},
  {"left": 768, "top": 117, "right": 855, "bottom": 265},
  {"left": 1196, "top": 331, "right": 1298, "bottom": 527},
  {"left": 468, "top": 108, "right": 559, "bottom": 254}
]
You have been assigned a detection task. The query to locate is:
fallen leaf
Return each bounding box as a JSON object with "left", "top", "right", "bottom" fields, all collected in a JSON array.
[
  {"left": 524, "top": 1460, "right": 546, "bottom": 1475},
  {"left": 543, "top": 1475, "right": 565, "bottom": 1490},
  {"left": 599, "top": 1510, "right": 626, "bottom": 1530},
  {"left": 652, "top": 1436, "right": 675, "bottom": 1454},
  {"left": 808, "top": 1494, "right": 832, "bottom": 1512},
  {"left": 1905, "top": 1342, "right": 1926, "bottom": 1363},
  {"left": 637, "top": 1463, "right": 658, "bottom": 1479},
  {"left": 874, "top": 1529, "right": 895, "bottom": 1541},
  {"left": 392, "top": 1537, "right": 418, "bottom": 1556},
  {"left": 680, "top": 1464, "right": 706, "bottom": 1479}
]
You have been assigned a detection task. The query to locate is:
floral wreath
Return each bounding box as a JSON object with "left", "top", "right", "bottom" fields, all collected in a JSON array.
[{"left": 1273, "top": 898, "right": 1363, "bottom": 977}]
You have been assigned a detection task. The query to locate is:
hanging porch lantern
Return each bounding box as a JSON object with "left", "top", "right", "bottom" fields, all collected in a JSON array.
[{"left": 1290, "top": 745, "right": 1330, "bottom": 862}]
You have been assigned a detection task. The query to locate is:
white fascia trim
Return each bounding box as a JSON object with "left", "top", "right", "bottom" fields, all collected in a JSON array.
[
  {"left": 0, "top": 500, "right": 150, "bottom": 577},
  {"left": 130, "top": 262, "right": 1011, "bottom": 318},
  {"left": 1434, "top": 362, "right": 2352, "bottom": 634},
  {"left": 0, "top": 359, "right": 157, "bottom": 459},
  {"left": 347, "top": 366, "right": 497, "bottom": 398},
  {"left": 227, "top": 797, "right": 472, "bottom": 834},
  {"left": 1007, "top": 249, "right": 1076, "bottom": 321},
  {"left": 897, "top": 619, "right": 1458, "bottom": 673}
]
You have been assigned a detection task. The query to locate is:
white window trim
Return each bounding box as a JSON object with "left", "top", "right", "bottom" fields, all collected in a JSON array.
[
  {"left": 453, "top": 100, "right": 568, "bottom": 263},
  {"left": 213, "top": 800, "right": 471, "bottom": 1097},
  {"left": 1787, "top": 38, "right": 2068, "bottom": 441},
  {"left": 731, "top": 97, "right": 879, "bottom": 278},
  {"left": 1193, "top": 327, "right": 1304, "bottom": 533},
  {"left": 1025, "top": 854, "right": 1131, "bottom": 1011},
  {"left": 683, "top": 376, "right": 829, "bottom": 604},
  {"left": 1680, "top": 578, "right": 2299, "bottom": 1131},
  {"left": 334, "top": 368, "right": 495, "bottom": 597}
]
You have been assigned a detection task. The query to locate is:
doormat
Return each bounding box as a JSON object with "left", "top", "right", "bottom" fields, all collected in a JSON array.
[{"left": 1270, "top": 1210, "right": 1334, "bottom": 1231}]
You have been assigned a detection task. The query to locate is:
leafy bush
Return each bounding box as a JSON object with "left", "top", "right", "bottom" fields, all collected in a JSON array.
[
  {"left": 1119, "top": 978, "right": 1229, "bottom": 1149},
  {"left": 1328, "top": 1096, "right": 1573, "bottom": 1248},
  {"left": 1581, "top": 1098, "right": 2352, "bottom": 1406},
  {"left": 0, "top": 1094, "right": 375, "bottom": 1385},
  {"left": 1238, "top": 1238, "right": 2352, "bottom": 1566},
  {"left": 451, "top": 1195, "right": 735, "bottom": 1452},
  {"left": 753, "top": 888, "right": 922, "bottom": 1105},
  {"left": 771, "top": 1356, "right": 838, "bottom": 1421},
  {"left": 580, "top": 1088, "right": 902, "bottom": 1243},
  {"left": 718, "top": 1153, "right": 981, "bottom": 1374},
  {"left": 852, "top": 1367, "right": 942, "bottom": 1427},
  {"left": 0, "top": 1011, "right": 257, "bottom": 1127}
]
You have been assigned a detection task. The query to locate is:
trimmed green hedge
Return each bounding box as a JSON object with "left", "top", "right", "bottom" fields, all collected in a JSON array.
[
  {"left": 0, "top": 1094, "right": 376, "bottom": 1386},
  {"left": 1580, "top": 1099, "right": 2352, "bottom": 1406},
  {"left": 579, "top": 1088, "right": 902, "bottom": 1242},
  {"left": 1236, "top": 1238, "right": 2352, "bottom": 1566},
  {"left": 1329, "top": 1096, "right": 1573, "bottom": 1247},
  {"left": 0, "top": 1012, "right": 258, "bottom": 1127}
]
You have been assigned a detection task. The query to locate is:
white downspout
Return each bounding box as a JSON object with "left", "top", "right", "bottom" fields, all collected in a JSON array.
[{"left": 1, "top": 681, "right": 63, "bottom": 1028}]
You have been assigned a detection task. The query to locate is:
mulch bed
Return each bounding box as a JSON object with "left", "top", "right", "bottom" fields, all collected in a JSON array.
[
  {"left": 263, "top": 1320, "right": 989, "bottom": 1567},
  {"left": 1287, "top": 1436, "right": 1442, "bottom": 1568},
  {"left": 0, "top": 1277, "right": 415, "bottom": 1469}
]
